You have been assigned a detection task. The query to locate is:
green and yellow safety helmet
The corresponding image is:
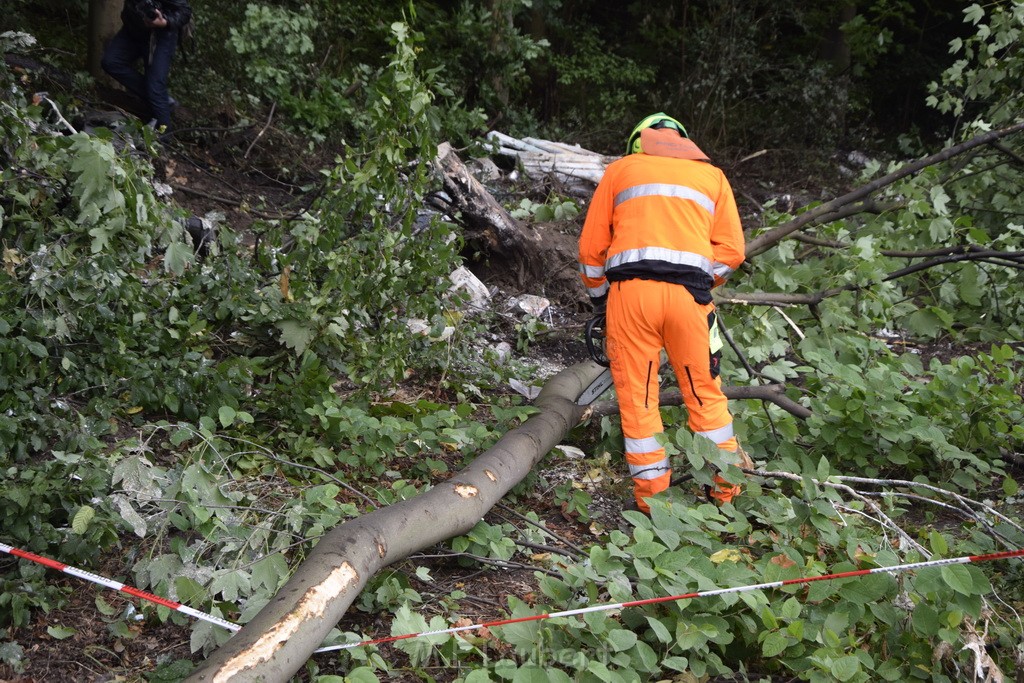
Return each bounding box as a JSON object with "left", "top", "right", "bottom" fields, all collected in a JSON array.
[{"left": 626, "top": 112, "right": 688, "bottom": 155}]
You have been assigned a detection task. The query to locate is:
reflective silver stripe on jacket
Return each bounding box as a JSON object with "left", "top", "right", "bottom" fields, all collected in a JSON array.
[
  {"left": 614, "top": 183, "right": 716, "bottom": 215},
  {"left": 713, "top": 262, "right": 735, "bottom": 279},
  {"left": 579, "top": 262, "right": 609, "bottom": 297},
  {"left": 624, "top": 435, "right": 662, "bottom": 454},
  {"left": 606, "top": 247, "right": 714, "bottom": 278},
  {"left": 628, "top": 458, "right": 671, "bottom": 480},
  {"left": 695, "top": 422, "right": 734, "bottom": 444}
]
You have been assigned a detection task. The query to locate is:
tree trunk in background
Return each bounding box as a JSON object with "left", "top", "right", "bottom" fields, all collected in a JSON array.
[
  {"left": 818, "top": 2, "right": 857, "bottom": 138},
  {"left": 87, "top": 0, "right": 121, "bottom": 80},
  {"left": 488, "top": 0, "right": 513, "bottom": 109},
  {"left": 818, "top": 2, "right": 856, "bottom": 73}
]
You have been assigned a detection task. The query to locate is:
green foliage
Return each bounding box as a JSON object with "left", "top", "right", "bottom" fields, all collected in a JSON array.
[
  {"left": 0, "top": 22, "right": 509, "bottom": 660},
  {"left": 0, "top": 83, "right": 211, "bottom": 452},
  {"left": 2, "top": 4, "right": 1023, "bottom": 680},
  {"left": 451, "top": 520, "right": 519, "bottom": 562},
  {"left": 553, "top": 483, "right": 594, "bottom": 524},
  {"left": 785, "top": 340, "right": 1019, "bottom": 487},
  {"left": 420, "top": 0, "right": 548, "bottom": 119},
  {"left": 928, "top": 2, "right": 1024, "bottom": 128},
  {"left": 722, "top": 6, "right": 1024, "bottom": 495},
  {"left": 510, "top": 196, "right": 580, "bottom": 223},
  {"left": 435, "top": 485, "right": 1015, "bottom": 682},
  {"left": 252, "top": 21, "right": 479, "bottom": 387},
  {"left": 224, "top": 3, "right": 353, "bottom": 144},
  {"left": 543, "top": 27, "right": 656, "bottom": 137},
  {"left": 227, "top": 4, "right": 317, "bottom": 91}
]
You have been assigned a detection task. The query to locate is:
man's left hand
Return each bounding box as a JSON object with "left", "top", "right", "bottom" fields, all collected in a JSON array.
[{"left": 145, "top": 9, "right": 168, "bottom": 28}]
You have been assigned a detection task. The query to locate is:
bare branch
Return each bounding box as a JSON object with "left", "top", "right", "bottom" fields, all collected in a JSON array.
[
  {"left": 244, "top": 102, "right": 277, "bottom": 160},
  {"left": 746, "top": 121, "right": 1024, "bottom": 258},
  {"left": 989, "top": 140, "right": 1024, "bottom": 166},
  {"left": 717, "top": 247, "right": 1024, "bottom": 306},
  {"left": 753, "top": 469, "right": 928, "bottom": 555},
  {"left": 589, "top": 384, "right": 812, "bottom": 420}
]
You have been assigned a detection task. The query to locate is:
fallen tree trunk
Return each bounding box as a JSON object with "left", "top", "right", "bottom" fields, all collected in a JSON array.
[{"left": 186, "top": 360, "right": 607, "bottom": 683}]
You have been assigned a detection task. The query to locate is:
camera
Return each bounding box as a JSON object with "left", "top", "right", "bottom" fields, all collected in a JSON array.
[{"left": 138, "top": 0, "right": 160, "bottom": 21}]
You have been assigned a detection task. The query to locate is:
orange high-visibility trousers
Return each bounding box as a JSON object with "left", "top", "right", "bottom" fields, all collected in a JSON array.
[{"left": 606, "top": 279, "right": 740, "bottom": 512}]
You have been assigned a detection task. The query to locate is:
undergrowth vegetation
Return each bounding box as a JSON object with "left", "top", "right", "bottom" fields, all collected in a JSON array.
[{"left": 1, "top": 3, "right": 1023, "bottom": 682}]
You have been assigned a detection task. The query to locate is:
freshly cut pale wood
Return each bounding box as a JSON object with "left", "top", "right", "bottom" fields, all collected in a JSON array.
[{"left": 487, "top": 131, "right": 616, "bottom": 191}]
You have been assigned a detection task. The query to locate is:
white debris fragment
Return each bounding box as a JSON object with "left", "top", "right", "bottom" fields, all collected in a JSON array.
[
  {"left": 467, "top": 157, "right": 502, "bottom": 182},
  {"left": 449, "top": 266, "right": 490, "bottom": 310},
  {"left": 491, "top": 341, "right": 513, "bottom": 364},
  {"left": 554, "top": 445, "right": 586, "bottom": 460},
  {"left": 508, "top": 378, "right": 541, "bottom": 400},
  {"left": 153, "top": 181, "right": 174, "bottom": 198},
  {"left": 512, "top": 294, "right": 550, "bottom": 317},
  {"left": 406, "top": 319, "right": 454, "bottom": 341}
]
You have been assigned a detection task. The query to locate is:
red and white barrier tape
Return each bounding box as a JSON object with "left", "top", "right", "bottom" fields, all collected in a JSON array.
[
  {"left": 314, "top": 548, "right": 1024, "bottom": 652},
  {"left": 0, "top": 541, "right": 240, "bottom": 633},
  {"left": 3, "top": 540, "right": 1022, "bottom": 655}
]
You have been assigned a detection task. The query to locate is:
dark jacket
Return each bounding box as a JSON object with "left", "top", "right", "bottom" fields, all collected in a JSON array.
[{"left": 121, "top": 0, "right": 192, "bottom": 35}]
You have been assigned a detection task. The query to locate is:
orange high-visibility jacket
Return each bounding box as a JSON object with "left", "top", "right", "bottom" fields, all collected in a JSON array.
[{"left": 578, "top": 146, "right": 744, "bottom": 302}]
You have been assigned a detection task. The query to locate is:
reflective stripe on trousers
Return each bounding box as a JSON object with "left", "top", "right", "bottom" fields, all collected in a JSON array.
[{"left": 607, "top": 279, "right": 738, "bottom": 513}]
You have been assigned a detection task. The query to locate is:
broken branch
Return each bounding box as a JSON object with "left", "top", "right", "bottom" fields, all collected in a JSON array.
[{"left": 746, "top": 121, "right": 1024, "bottom": 258}]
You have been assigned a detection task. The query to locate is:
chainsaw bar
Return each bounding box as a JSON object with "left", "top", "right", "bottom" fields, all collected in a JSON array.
[
  {"left": 577, "top": 367, "right": 615, "bottom": 405},
  {"left": 576, "top": 355, "right": 672, "bottom": 406}
]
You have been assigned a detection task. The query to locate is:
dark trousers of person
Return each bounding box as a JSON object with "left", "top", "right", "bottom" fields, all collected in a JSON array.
[{"left": 101, "top": 27, "right": 178, "bottom": 128}]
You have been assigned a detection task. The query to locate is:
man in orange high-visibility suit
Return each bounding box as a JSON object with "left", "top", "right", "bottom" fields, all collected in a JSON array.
[{"left": 578, "top": 112, "right": 751, "bottom": 514}]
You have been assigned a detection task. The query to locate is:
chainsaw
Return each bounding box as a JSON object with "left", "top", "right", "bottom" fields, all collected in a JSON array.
[
  {"left": 577, "top": 315, "right": 614, "bottom": 405},
  {"left": 576, "top": 314, "right": 671, "bottom": 406}
]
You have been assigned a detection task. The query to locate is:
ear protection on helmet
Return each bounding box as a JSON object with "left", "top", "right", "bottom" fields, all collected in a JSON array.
[{"left": 626, "top": 112, "right": 688, "bottom": 155}]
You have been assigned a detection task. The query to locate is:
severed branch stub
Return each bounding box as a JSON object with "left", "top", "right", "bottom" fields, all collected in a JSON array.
[{"left": 433, "top": 142, "right": 548, "bottom": 287}]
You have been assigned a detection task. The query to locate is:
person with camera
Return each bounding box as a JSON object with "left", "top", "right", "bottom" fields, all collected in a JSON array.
[{"left": 101, "top": 0, "right": 192, "bottom": 136}]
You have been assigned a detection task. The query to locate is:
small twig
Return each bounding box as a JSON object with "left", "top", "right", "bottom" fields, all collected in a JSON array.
[
  {"left": 513, "top": 540, "right": 579, "bottom": 559},
  {"left": 989, "top": 140, "right": 1024, "bottom": 166},
  {"left": 495, "top": 503, "right": 587, "bottom": 556},
  {"left": 859, "top": 491, "right": 1020, "bottom": 552},
  {"left": 590, "top": 384, "right": 811, "bottom": 420},
  {"left": 772, "top": 305, "right": 806, "bottom": 340},
  {"left": 717, "top": 315, "right": 761, "bottom": 380},
  {"left": 36, "top": 92, "right": 77, "bottom": 134},
  {"left": 749, "top": 468, "right": 928, "bottom": 556},
  {"left": 833, "top": 474, "right": 1024, "bottom": 536},
  {"left": 411, "top": 549, "right": 561, "bottom": 577},
  {"left": 716, "top": 248, "right": 1024, "bottom": 307},
  {"left": 244, "top": 102, "right": 277, "bottom": 159},
  {"left": 167, "top": 183, "right": 292, "bottom": 220},
  {"left": 194, "top": 431, "right": 380, "bottom": 510}
]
